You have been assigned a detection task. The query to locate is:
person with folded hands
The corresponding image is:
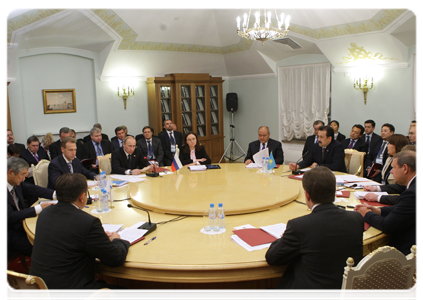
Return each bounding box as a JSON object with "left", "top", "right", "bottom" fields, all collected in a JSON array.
[{"left": 179, "top": 131, "right": 211, "bottom": 166}]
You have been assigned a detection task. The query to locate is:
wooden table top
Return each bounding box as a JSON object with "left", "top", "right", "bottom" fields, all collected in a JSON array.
[{"left": 24, "top": 164, "right": 387, "bottom": 283}]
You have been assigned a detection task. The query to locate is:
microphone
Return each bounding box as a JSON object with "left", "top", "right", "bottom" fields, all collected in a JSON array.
[
  {"left": 292, "top": 151, "right": 309, "bottom": 175},
  {"left": 127, "top": 204, "right": 157, "bottom": 236},
  {"left": 146, "top": 162, "right": 159, "bottom": 177}
]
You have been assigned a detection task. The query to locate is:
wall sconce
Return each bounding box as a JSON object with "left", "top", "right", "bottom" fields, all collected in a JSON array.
[
  {"left": 353, "top": 77, "right": 373, "bottom": 105},
  {"left": 117, "top": 86, "right": 135, "bottom": 110}
]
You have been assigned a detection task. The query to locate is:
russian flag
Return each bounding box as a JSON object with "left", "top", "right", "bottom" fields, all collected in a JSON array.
[{"left": 171, "top": 155, "right": 183, "bottom": 172}]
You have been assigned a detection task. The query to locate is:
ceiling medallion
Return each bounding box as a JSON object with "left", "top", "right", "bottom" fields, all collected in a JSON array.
[{"left": 236, "top": 9, "right": 291, "bottom": 45}]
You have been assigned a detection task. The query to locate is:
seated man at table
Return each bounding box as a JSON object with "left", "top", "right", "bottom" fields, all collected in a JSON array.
[
  {"left": 7, "top": 157, "right": 55, "bottom": 259},
  {"left": 355, "top": 150, "right": 416, "bottom": 255},
  {"left": 289, "top": 126, "right": 346, "bottom": 172},
  {"left": 111, "top": 136, "right": 153, "bottom": 175},
  {"left": 266, "top": 167, "right": 363, "bottom": 289},
  {"left": 19, "top": 135, "right": 49, "bottom": 186},
  {"left": 48, "top": 137, "right": 96, "bottom": 189},
  {"left": 81, "top": 127, "right": 113, "bottom": 172},
  {"left": 341, "top": 124, "right": 367, "bottom": 153},
  {"left": 30, "top": 173, "right": 130, "bottom": 289},
  {"left": 137, "top": 126, "right": 164, "bottom": 166},
  {"left": 302, "top": 120, "right": 324, "bottom": 156},
  {"left": 244, "top": 126, "right": 284, "bottom": 165}
]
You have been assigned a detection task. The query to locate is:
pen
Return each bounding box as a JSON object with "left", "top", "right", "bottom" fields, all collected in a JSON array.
[
  {"left": 85, "top": 206, "right": 89, "bottom": 208},
  {"left": 144, "top": 236, "right": 156, "bottom": 245}
]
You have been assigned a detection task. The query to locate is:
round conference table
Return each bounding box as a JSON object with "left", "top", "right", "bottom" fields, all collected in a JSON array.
[{"left": 24, "top": 164, "right": 389, "bottom": 289}]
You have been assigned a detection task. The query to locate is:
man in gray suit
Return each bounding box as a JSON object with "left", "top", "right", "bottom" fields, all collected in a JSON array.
[{"left": 136, "top": 126, "right": 164, "bottom": 166}]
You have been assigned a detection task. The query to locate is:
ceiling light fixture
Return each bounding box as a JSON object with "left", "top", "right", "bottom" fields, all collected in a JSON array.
[{"left": 236, "top": 9, "right": 291, "bottom": 45}]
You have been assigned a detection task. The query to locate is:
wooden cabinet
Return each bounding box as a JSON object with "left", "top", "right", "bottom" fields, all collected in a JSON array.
[{"left": 146, "top": 73, "right": 224, "bottom": 163}]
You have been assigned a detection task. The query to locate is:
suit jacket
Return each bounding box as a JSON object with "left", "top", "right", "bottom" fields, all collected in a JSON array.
[
  {"left": 111, "top": 147, "right": 150, "bottom": 174},
  {"left": 135, "top": 134, "right": 144, "bottom": 142},
  {"left": 302, "top": 135, "right": 317, "bottom": 156},
  {"left": 48, "top": 155, "right": 96, "bottom": 189},
  {"left": 19, "top": 148, "right": 49, "bottom": 166},
  {"left": 12, "top": 142, "right": 26, "bottom": 152},
  {"left": 111, "top": 137, "right": 123, "bottom": 151},
  {"left": 179, "top": 145, "right": 211, "bottom": 166},
  {"left": 298, "top": 140, "right": 347, "bottom": 172},
  {"left": 266, "top": 203, "right": 363, "bottom": 289},
  {"left": 341, "top": 138, "right": 368, "bottom": 153},
  {"left": 366, "top": 140, "right": 389, "bottom": 182},
  {"left": 362, "top": 133, "right": 383, "bottom": 170},
  {"left": 49, "top": 139, "right": 62, "bottom": 160},
  {"left": 244, "top": 138, "right": 284, "bottom": 165},
  {"left": 81, "top": 139, "right": 113, "bottom": 161},
  {"left": 83, "top": 133, "right": 109, "bottom": 143},
  {"left": 158, "top": 130, "right": 184, "bottom": 166},
  {"left": 29, "top": 201, "right": 130, "bottom": 289},
  {"left": 378, "top": 183, "right": 406, "bottom": 205},
  {"left": 364, "top": 177, "right": 416, "bottom": 255},
  {"left": 334, "top": 132, "right": 346, "bottom": 142},
  {"left": 7, "top": 183, "right": 54, "bottom": 256},
  {"left": 136, "top": 136, "right": 164, "bottom": 166}
]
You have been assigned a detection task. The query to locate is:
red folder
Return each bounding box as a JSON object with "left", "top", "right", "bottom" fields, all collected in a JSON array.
[
  {"left": 233, "top": 228, "right": 277, "bottom": 247},
  {"left": 364, "top": 222, "right": 371, "bottom": 231},
  {"left": 288, "top": 175, "right": 303, "bottom": 181},
  {"left": 336, "top": 191, "right": 350, "bottom": 198}
]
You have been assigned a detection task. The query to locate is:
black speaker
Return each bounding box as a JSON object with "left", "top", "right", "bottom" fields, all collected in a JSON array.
[{"left": 226, "top": 93, "right": 238, "bottom": 112}]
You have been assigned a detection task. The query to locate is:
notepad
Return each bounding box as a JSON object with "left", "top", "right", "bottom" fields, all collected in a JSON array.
[
  {"left": 118, "top": 228, "right": 148, "bottom": 245},
  {"left": 188, "top": 165, "right": 207, "bottom": 171}
]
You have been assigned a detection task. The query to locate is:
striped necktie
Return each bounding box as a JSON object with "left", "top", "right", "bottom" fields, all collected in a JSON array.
[{"left": 10, "top": 187, "right": 20, "bottom": 211}]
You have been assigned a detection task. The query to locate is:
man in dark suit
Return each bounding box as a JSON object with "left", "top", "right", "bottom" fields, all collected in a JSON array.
[
  {"left": 81, "top": 127, "right": 113, "bottom": 172},
  {"left": 48, "top": 137, "right": 96, "bottom": 189},
  {"left": 361, "top": 120, "right": 383, "bottom": 173},
  {"left": 83, "top": 123, "right": 109, "bottom": 143},
  {"left": 137, "top": 126, "right": 164, "bottom": 166},
  {"left": 355, "top": 150, "right": 416, "bottom": 255},
  {"left": 7, "top": 157, "right": 55, "bottom": 259},
  {"left": 244, "top": 126, "right": 284, "bottom": 165},
  {"left": 366, "top": 123, "right": 394, "bottom": 182},
  {"left": 7, "top": 129, "right": 25, "bottom": 151},
  {"left": 111, "top": 136, "right": 152, "bottom": 175},
  {"left": 49, "top": 127, "right": 72, "bottom": 160},
  {"left": 30, "top": 173, "right": 130, "bottom": 289},
  {"left": 302, "top": 120, "right": 324, "bottom": 156},
  {"left": 290, "top": 126, "right": 346, "bottom": 172},
  {"left": 158, "top": 119, "right": 183, "bottom": 166},
  {"left": 266, "top": 167, "right": 363, "bottom": 289},
  {"left": 111, "top": 125, "right": 128, "bottom": 151},
  {"left": 341, "top": 124, "right": 367, "bottom": 152}
]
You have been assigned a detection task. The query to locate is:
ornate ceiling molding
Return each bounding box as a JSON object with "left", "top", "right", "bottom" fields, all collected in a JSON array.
[{"left": 8, "top": 9, "right": 407, "bottom": 54}]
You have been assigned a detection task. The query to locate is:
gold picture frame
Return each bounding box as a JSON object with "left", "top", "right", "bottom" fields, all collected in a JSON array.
[{"left": 43, "top": 89, "right": 76, "bottom": 114}]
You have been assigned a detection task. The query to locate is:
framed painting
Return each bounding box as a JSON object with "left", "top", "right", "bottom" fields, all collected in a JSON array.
[{"left": 43, "top": 89, "right": 76, "bottom": 114}]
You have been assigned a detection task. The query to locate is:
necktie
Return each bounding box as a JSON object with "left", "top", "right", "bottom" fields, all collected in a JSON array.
[
  {"left": 10, "top": 187, "right": 20, "bottom": 211},
  {"left": 261, "top": 143, "right": 265, "bottom": 150},
  {"left": 322, "top": 147, "right": 326, "bottom": 162},
  {"left": 348, "top": 139, "right": 355, "bottom": 149},
  {"left": 119, "top": 140, "right": 123, "bottom": 147},
  {"left": 314, "top": 136, "right": 318, "bottom": 143},
  {"left": 67, "top": 162, "right": 73, "bottom": 173},
  {"left": 169, "top": 132, "right": 175, "bottom": 145},
  {"left": 95, "top": 143, "right": 103, "bottom": 156},
  {"left": 127, "top": 154, "right": 132, "bottom": 168},
  {"left": 366, "top": 136, "right": 371, "bottom": 154},
  {"left": 148, "top": 141, "right": 154, "bottom": 157},
  {"left": 32, "top": 152, "right": 39, "bottom": 162}
]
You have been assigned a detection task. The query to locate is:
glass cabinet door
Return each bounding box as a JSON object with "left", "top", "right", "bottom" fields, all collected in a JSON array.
[
  {"left": 181, "top": 85, "right": 193, "bottom": 135},
  {"left": 210, "top": 85, "right": 219, "bottom": 135},
  {"left": 195, "top": 85, "right": 206, "bottom": 137},
  {"left": 160, "top": 86, "right": 172, "bottom": 125}
]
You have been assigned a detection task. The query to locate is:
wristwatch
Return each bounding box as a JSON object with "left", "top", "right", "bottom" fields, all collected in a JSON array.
[{"left": 129, "top": 170, "right": 132, "bottom": 175}]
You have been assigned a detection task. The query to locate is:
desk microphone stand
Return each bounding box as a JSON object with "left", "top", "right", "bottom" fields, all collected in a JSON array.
[{"left": 219, "top": 109, "right": 246, "bottom": 163}]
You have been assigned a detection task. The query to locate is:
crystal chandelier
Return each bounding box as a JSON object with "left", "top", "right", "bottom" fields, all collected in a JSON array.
[{"left": 236, "top": 9, "right": 291, "bottom": 45}]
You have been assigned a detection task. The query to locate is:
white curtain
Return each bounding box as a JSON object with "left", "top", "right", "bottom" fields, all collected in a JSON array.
[
  {"left": 278, "top": 63, "right": 331, "bottom": 141},
  {"left": 413, "top": 53, "right": 420, "bottom": 120}
]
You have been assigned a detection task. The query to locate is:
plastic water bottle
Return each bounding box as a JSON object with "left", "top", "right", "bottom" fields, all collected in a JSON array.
[
  {"left": 217, "top": 203, "right": 225, "bottom": 230},
  {"left": 261, "top": 157, "right": 266, "bottom": 173},
  {"left": 100, "top": 189, "right": 109, "bottom": 212},
  {"left": 208, "top": 204, "right": 219, "bottom": 232},
  {"left": 99, "top": 171, "right": 107, "bottom": 189},
  {"left": 265, "top": 157, "right": 270, "bottom": 173}
]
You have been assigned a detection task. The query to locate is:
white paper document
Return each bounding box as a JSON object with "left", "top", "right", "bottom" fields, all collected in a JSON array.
[
  {"left": 102, "top": 224, "right": 123, "bottom": 233},
  {"left": 260, "top": 223, "right": 287, "bottom": 239},
  {"left": 354, "top": 191, "right": 389, "bottom": 199},
  {"left": 119, "top": 228, "right": 148, "bottom": 244},
  {"left": 110, "top": 174, "right": 147, "bottom": 183},
  {"left": 188, "top": 165, "right": 207, "bottom": 171},
  {"left": 252, "top": 148, "right": 269, "bottom": 167},
  {"left": 345, "top": 181, "right": 381, "bottom": 188},
  {"left": 246, "top": 163, "right": 261, "bottom": 168}
]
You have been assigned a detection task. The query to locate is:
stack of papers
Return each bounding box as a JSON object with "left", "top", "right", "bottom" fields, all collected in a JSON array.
[
  {"left": 110, "top": 174, "right": 146, "bottom": 183},
  {"left": 231, "top": 223, "right": 287, "bottom": 251},
  {"left": 188, "top": 165, "right": 207, "bottom": 171},
  {"left": 112, "top": 180, "right": 128, "bottom": 187},
  {"left": 354, "top": 191, "right": 389, "bottom": 199},
  {"left": 104, "top": 221, "right": 149, "bottom": 245}
]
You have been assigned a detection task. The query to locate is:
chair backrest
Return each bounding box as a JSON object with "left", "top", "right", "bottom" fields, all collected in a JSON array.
[
  {"left": 344, "top": 149, "right": 366, "bottom": 177},
  {"left": 32, "top": 159, "right": 50, "bottom": 188},
  {"left": 98, "top": 154, "right": 112, "bottom": 175},
  {"left": 7, "top": 270, "right": 48, "bottom": 289},
  {"left": 342, "top": 245, "right": 416, "bottom": 289}
]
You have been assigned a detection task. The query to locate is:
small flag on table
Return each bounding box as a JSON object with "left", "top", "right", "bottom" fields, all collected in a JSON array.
[
  {"left": 171, "top": 155, "right": 183, "bottom": 172},
  {"left": 267, "top": 151, "right": 276, "bottom": 170}
]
